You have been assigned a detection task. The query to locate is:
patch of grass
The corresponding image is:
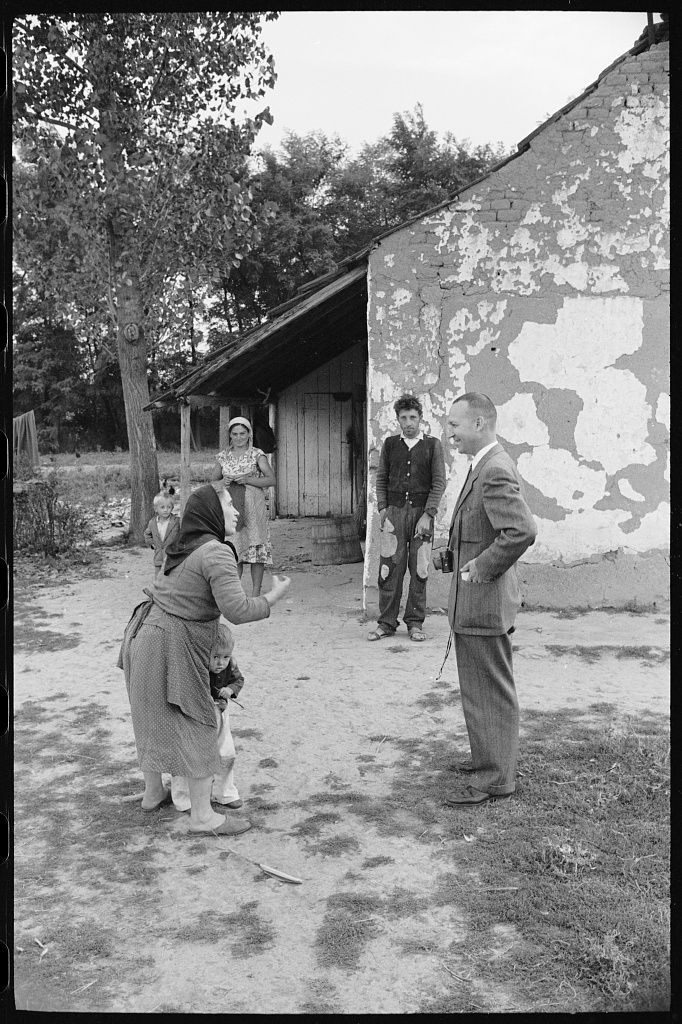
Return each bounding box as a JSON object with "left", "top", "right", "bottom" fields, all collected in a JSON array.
[
  {"left": 545, "top": 643, "right": 669, "bottom": 665},
  {"left": 291, "top": 811, "right": 342, "bottom": 837},
  {"left": 399, "top": 936, "right": 440, "bottom": 956},
  {"left": 303, "top": 790, "right": 371, "bottom": 808},
  {"left": 14, "top": 624, "right": 83, "bottom": 652},
  {"left": 415, "top": 691, "right": 449, "bottom": 712},
  {"left": 227, "top": 902, "right": 277, "bottom": 958},
  {"left": 42, "top": 919, "right": 116, "bottom": 959},
  {"left": 231, "top": 728, "right": 263, "bottom": 740},
  {"left": 422, "top": 711, "right": 670, "bottom": 1012},
  {"left": 307, "top": 834, "right": 360, "bottom": 857},
  {"left": 615, "top": 645, "right": 669, "bottom": 664},
  {"left": 247, "top": 798, "right": 280, "bottom": 812},
  {"left": 299, "top": 978, "right": 340, "bottom": 1014},
  {"left": 361, "top": 855, "right": 394, "bottom": 869},
  {"left": 314, "top": 894, "right": 382, "bottom": 971},
  {"left": 164, "top": 902, "right": 276, "bottom": 955}
]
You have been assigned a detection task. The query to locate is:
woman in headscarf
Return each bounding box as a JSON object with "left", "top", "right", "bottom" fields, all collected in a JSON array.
[
  {"left": 118, "top": 483, "right": 290, "bottom": 837},
  {"left": 211, "top": 416, "right": 275, "bottom": 596}
]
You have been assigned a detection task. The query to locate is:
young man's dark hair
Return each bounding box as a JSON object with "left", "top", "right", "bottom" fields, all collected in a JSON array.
[{"left": 393, "top": 393, "right": 423, "bottom": 418}]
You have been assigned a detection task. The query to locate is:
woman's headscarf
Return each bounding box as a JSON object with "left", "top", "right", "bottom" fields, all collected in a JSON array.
[
  {"left": 228, "top": 416, "right": 253, "bottom": 449},
  {"left": 162, "top": 484, "right": 234, "bottom": 575}
]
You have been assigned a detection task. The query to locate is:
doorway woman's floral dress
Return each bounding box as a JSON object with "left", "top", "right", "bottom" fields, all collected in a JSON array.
[{"left": 217, "top": 446, "right": 273, "bottom": 567}]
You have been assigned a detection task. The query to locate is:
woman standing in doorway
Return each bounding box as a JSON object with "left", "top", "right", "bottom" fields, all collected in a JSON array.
[{"left": 211, "top": 417, "right": 275, "bottom": 596}]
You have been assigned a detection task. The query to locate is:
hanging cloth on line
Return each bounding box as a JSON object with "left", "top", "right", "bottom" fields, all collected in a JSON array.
[{"left": 13, "top": 410, "right": 40, "bottom": 470}]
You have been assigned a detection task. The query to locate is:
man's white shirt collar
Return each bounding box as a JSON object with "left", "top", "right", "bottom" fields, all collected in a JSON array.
[
  {"left": 400, "top": 430, "right": 423, "bottom": 450},
  {"left": 470, "top": 439, "right": 498, "bottom": 471}
]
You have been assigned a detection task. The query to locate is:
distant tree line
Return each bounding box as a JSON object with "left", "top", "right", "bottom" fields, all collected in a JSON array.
[{"left": 15, "top": 102, "right": 507, "bottom": 454}]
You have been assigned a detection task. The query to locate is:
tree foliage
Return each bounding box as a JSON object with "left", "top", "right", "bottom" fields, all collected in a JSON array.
[
  {"left": 14, "top": 11, "right": 277, "bottom": 540},
  {"left": 212, "top": 106, "right": 510, "bottom": 332}
]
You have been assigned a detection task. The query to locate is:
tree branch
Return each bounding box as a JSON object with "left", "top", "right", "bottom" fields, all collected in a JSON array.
[
  {"left": 144, "top": 42, "right": 169, "bottom": 112},
  {"left": 30, "top": 110, "right": 97, "bottom": 136},
  {"left": 61, "top": 52, "right": 95, "bottom": 87}
]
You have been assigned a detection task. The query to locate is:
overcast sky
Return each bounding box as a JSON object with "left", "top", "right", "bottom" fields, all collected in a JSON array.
[{"left": 252, "top": 10, "right": 651, "bottom": 156}]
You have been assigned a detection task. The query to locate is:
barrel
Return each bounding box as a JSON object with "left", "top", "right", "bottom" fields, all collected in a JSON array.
[{"left": 311, "top": 516, "right": 364, "bottom": 565}]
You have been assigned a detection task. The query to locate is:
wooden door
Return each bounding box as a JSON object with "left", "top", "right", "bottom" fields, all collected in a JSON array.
[{"left": 303, "top": 392, "right": 354, "bottom": 516}]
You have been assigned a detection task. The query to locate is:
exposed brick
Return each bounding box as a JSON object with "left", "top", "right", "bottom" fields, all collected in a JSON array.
[
  {"left": 588, "top": 211, "right": 604, "bottom": 222},
  {"left": 496, "top": 210, "right": 523, "bottom": 222},
  {"left": 568, "top": 106, "right": 589, "bottom": 118},
  {"left": 490, "top": 199, "right": 511, "bottom": 210},
  {"left": 511, "top": 199, "right": 532, "bottom": 210},
  {"left": 564, "top": 121, "right": 588, "bottom": 132},
  {"left": 584, "top": 96, "right": 605, "bottom": 108},
  {"left": 475, "top": 211, "right": 497, "bottom": 222}
]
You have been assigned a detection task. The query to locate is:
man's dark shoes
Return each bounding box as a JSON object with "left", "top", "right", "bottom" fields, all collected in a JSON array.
[
  {"left": 444, "top": 785, "right": 512, "bottom": 806},
  {"left": 447, "top": 758, "right": 476, "bottom": 772}
]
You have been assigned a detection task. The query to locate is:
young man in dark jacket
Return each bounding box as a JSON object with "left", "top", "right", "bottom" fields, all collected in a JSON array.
[{"left": 368, "top": 394, "right": 446, "bottom": 642}]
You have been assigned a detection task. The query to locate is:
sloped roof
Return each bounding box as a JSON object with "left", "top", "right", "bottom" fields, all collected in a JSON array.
[{"left": 145, "top": 264, "right": 367, "bottom": 408}]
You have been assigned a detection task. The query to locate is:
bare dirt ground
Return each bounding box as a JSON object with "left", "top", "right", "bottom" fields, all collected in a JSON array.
[{"left": 12, "top": 518, "right": 669, "bottom": 1014}]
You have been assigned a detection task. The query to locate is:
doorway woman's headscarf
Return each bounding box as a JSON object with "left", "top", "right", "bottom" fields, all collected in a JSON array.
[
  {"left": 162, "top": 484, "right": 235, "bottom": 575},
  {"left": 227, "top": 416, "right": 253, "bottom": 449}
]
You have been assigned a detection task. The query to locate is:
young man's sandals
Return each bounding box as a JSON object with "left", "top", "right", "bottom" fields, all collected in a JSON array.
[
  {"left": 367, "top": 625, "right": 395, "bottom": 641},
  {"left": 188, "top": 817, "right": 252, "bottom": 837},
  {"left": 408, "top": 628, "right": 427, "bottom": 642},
  {"left": 141, "top": 788, "right": 174, "bottom": 812}
]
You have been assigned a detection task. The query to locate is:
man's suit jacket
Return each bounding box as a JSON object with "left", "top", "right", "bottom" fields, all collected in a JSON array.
[{"left": 447, "top": 443, "right": 536, "bottom": 636}]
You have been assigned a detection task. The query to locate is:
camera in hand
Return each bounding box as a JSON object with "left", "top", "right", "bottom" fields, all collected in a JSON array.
[{"left": 434, "top": 548, "right": 454, "bottom": 573}]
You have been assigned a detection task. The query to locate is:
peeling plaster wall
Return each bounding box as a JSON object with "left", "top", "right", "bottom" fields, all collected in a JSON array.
[{"left": 364, "top": 42, "right": 669, "bottom": 594}]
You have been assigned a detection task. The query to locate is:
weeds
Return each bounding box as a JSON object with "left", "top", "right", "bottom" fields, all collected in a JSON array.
[
  {"left": 422, "top": 711, "right": 670, "bottom": 1012},
  {"left": 14, "top": 473, "right": 94, "bottom": 556}
]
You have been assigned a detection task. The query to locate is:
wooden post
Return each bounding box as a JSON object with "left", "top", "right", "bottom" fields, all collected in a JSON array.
[
  {"left": 180, "top": 400, "right": 192, "bottom": 516},
  {"left": 219, "top": 406, "right": 231, "bottom": 452},
  {"left": 268, "top": 401, "right": 277, "bottom": 519}
]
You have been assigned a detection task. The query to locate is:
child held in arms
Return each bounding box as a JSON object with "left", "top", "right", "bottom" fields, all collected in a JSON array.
[
  {"left": 171, "top": 620, "right": 246, "bottom": 812},
  {"left": 143, "top": 491, "right": 180, "bottom": 577}
]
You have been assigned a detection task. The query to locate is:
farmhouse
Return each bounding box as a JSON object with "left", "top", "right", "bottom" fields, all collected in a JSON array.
[{"left": 147, "top": 23, "right": 669, "bottom": 608}]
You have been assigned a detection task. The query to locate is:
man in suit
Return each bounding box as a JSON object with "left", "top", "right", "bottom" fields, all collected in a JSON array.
[
  {"left": 437, "top": 393, "right": 537, "bottom": 805},
  {"left": 368, "top": 393, "right": 446, "bottom": 642}
]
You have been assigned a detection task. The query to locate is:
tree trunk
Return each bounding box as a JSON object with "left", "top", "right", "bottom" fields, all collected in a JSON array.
[{"left": 115, "top": 268, "right": 159, "bottom": 544}]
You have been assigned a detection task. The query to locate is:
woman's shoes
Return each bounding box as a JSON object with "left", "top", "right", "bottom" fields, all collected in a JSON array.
[{"left": 189, "top": 817, "right": 252, "bottom": 836}]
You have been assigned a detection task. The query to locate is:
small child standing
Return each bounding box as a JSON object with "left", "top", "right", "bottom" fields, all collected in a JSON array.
[
  {"left": 171, "top": 622, "right": 245, "bottom": 812},
  {"left": 144, "top": 492, "right": 180, "bottom": 577}
]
